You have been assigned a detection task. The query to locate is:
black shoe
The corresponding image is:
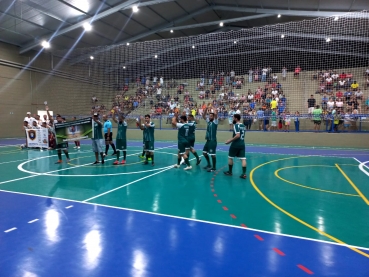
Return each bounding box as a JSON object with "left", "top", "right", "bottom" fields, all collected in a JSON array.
[
  {"left": 92, "top": 161, "right": 100, "bottom": 165},
  {"left": 224, "top": 171, "right": 233, "bottom": 176},
  {"left": 240, "top": 174, "right": 247, "bottom": 179},
  {"left": 143, "top": 161, "right": 148, "bottom": 165},
  {"left": 203, "top": 165, "right": 211, "bottom": 170},
  {"left": 207, "top": 168, "right": 216, "bottom": 172},
  {"left": 102, "top": 159, "right": 105, "bottom": 164},
  {"left": 151, "top": 162, "right": 155, "bottom": 166},
  {"left": 196, "top": 158, "right": 202, "bottom": 166},
  {"left": 112, "top": 152, "right": 117, "bottom": 156}
]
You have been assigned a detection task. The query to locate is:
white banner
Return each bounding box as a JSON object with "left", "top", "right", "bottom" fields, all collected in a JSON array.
[{"left": 26, "top": 128, "right": 49, "bottom": 148}]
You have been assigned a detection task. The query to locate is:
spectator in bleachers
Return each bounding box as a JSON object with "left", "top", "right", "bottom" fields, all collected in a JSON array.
[
  {"left": 355, "top": 89, "right": 363, "bottom": 101},
  {"left": 365, "top": 96, "right": 369, "bottom": 111},
  {"left": 338, "top": 79, "right": 346, "bottom": 89},
  {"left": 261, "top": 67, "right": 267, "bottom": 82},
  {"left": 294, "top": 111, "right": 300, "bottom": 132},
  {"left": 339, "top": 72, "right": 346, "bottom": 80},
  {"left": 366, "top": 77, "right": 369, "bottom": 89},
  {"left": 366, "top": 68, "right": 369, "bottom": 77},
  {"left": 351, "top": 81, "right": 359, "bottom": 91},
  {"left": 321, "top": 94, "right": 328, "bottom": 109},
  {"left": 248, "top": 68, "right": 253, "bottom": 83},
  {"left": 307, "top": 95, "right": 316, "bottom": 114},
  {"left": 294, "top": 65, "right": 301, "bottom": 79},
  {"left": 312, "top": 105, "right": 323, "bottom": 132},
  {"left": 272, "top": 74, "right": 278, "bottom": 82},
  {"left": 327, "top": 98, "right": 334, "bottom": 111},
  {"left": 336, "top": 90, "right": 343, "bottom": 98},
  {"left": 344, "top": 90, "right": 352, "bottom": 101},
  {"left": 282, "top": 67, "right": 287, "bottom": 81},
  {"left": 335, "top": 98, "right": 344, "bottom": 111}
]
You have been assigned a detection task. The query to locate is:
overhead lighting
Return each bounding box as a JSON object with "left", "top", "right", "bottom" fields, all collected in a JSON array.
[
  {"left": 83, "top": 23, "right": 92, "bottom": 31},
  {"left": 154, "top": 55, "right": 158, "bottom": 58},
  {"left": 90, "top": 56, "right": 94, "bottom": 60},
  {"left": 234, "top": 40, "right": 237, "bottom": 44},
  {"left": 192, "top": 45, "right": 195, "bottom": 49},
  {"left": 126, "top": 42, "right": 130, "bottom": 46},
  {"left": 334, "top": 16, "right": 339, "bottom": 21},
  {"left": 123, "top": 66, "right": 126, "bottom": 69},
  {"left": 281, "top": 34, "right": 285, "bottom": 38},
  {"left": 41, "top": 40, "right": 50, "bottom": 48},
  {"left": 277, "top": 14, "right": 281, "bottom": 18},
  {"left": 326, "top": 38, "right": 331, "bottom": 42},
  {"left": 170, "top": 29, "right": 173, "bottom": 33},
  {"left": 219, "top": 22, "right": 224, "bottom": 27},
  {"left": 132, "top": 5, "right": 139, "bottom": 13}
]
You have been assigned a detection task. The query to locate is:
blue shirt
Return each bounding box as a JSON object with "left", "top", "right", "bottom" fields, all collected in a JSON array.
[
  {"left": 250, "top": 102, "right": 255, "bottom": 109},
  {"left": 257, "top": 110, "right": 264, "bottom": 118},
  {"left": 103, "top": 120, "right": 112, "bottom": 134}
]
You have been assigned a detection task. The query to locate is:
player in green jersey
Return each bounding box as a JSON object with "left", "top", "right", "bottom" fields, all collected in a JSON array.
[
  {"left": 187, "top": 114, "right": 201, "bottom": 165},
  {"left": 91, "top": 113, "right": 105, "bottom": 165},
  {"left": 224, "top": 114, "right": 247, "bottom": 179},
  {"left": 113, "top": 113, "right": 127, "bottom": 165},
  {"left": 202, "top": 108, "right": 218, "bottom": 172},
  {"left": 172, "top": 115, "right": 192, "bottom": 170},
  {"left": 139, "top": 114, "right": 155, "bottom": 166}
]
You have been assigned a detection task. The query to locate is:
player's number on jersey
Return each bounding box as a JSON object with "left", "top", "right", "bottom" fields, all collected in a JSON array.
[
  {"left": 185, "top": 129, "right": 189, "bottom": 137},
  {"left": 240, "top": 130, "right": 245, "bottom": 140}
]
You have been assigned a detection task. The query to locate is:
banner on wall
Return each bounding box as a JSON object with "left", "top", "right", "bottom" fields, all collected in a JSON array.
[
  {"left": 54, "top": 118, "right": 93, "bottom": 144},
  {"left": 26, "top": 128, "right": 49, "bottom": 148}
]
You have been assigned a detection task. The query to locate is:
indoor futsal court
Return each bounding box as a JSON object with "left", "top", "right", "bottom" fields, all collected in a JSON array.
[{"left": 0, "top": 139, "right": 369, "bottom": 276}]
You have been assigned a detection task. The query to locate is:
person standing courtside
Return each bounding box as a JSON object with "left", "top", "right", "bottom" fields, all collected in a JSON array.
[
  {"left": 202, "top": 108, "right": 218, "bottom": 172},
  {"left": 103, "top": 115, "right": 117, "bottom": 156},
  {"left": 224, "top": 114, "right": 247, "bottom": 179},
  {"left": 139, "top": 114, "right": 155, "bottom": 166},
  {"left": 92, "top": 113, "right": 105, "bottom": 164},
  {"left": 112, "top": 113, "right": 127, "bottom": 165},
  {"left": 172, "top": 115, "right": 192, "bottom": 170}
]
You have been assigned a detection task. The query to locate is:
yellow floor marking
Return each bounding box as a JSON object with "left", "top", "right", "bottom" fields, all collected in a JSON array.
[
  {"left": 250, "top": 156, "right": 369, "bottom": 259},
  {"left": 335, "top": 164, "right": 369, "bottom": 206},
  {"left": 275, "top": 165, "right": 359, "bottom": 197}
]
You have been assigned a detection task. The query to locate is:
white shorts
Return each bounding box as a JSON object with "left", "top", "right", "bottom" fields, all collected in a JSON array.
[
  {"left": 228, "top": 119, "right": 233, "bottom": 124},
  {"left": 271, "top": 121, "right": 277, "bottom": 127},
  {"left": 308, "top": 107, "right": 315, "bottom": 114},
  {"left": 92, "top": 139, "right": 104, "bottom": 153}
]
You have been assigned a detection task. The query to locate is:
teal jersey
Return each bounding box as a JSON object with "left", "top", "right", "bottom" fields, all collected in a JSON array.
[
  {"left": 187, "top": 120, "right": 196, "bottom": 140},
  {"left": 116, "top": 121, "right": 127, "bottom": 140},
  {"left": 93, "top": 121, "right": 103, "bottom": 139},
  {"left": 231, "top": 123, "right": 246, "bottom": 148},
  {"left": 205, "top": 118, "right": 218, "bottom": 141},
  {"left": 271, "top": 111, "right": 277, "bottom": 121},
  {"left": 176, "top": 123, "right": 190, "bottom": 143},
  {"left": 143, "top": 122, "right": 155, "bottom": 142}
]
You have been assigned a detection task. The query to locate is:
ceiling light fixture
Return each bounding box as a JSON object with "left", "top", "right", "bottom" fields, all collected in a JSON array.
[
  {"left": 154, "top": 55, "right": 158, "bottom": 58},
  {"left": 127, "top": 42, "right": 130, "bottom": 46},
  {"left": 41, "top": 40, "right": 50, "bottom": 48},
  {"left": 192, "top": 45, "right": 195, "bottom": 49},
  {"left": 277, "top": 14, "right": 281, "bottom": 18},
  {"left": 234, "top": 41, "right": 237, "bottom": 44},
  {"left": 326, "top": 38, "right": 331, "bottom": 42},
  {"left": 132, "top": 5, "right": 139, "bottom": 13},
  {"left": 281, "top": 34, "right": 285, "bottom": 38},
  {"left": 123, "top": 66, "right": 126, "bottom": 69},
  {"left": 83, "top": 23, "right": 92, "bottom": 31},
  {"left": 170, "top": 30, "right": 173, "bottom": 33},
  {"left": 219, "top": 22, "right": 224, "bottom": 27},
  {"left": 334, "top": 16, "right": 339, "bottom": 21},
  {"left": 90, "top": 56, "right": 94, "bottom": 60}
]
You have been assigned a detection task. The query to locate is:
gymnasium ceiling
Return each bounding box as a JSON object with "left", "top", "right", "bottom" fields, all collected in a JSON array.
[{"left": 0, "top": 0, "right": 368, "bottom": 56}]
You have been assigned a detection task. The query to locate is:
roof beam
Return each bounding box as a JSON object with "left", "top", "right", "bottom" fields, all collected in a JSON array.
[
  {"left": 70, "top": 6, "right": 214, "bottom": 65},
  {"left": 19, "top": 0, "right": 140, "bottom": 54},
  {"left": 213, "top": 6, "right": 360, "bottom": 17},
  {"left": 161, "top": 14, "right": 274, "bottom": 32}
]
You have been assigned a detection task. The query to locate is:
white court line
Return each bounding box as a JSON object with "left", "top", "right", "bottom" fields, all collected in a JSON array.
[
  {"left": 28, "top": 219, "right": 39, "bottom": 224},
  {"left": 353, "top": 158, "right": 369, "bottom": 177},
  {"left": 0, "top": 144, "right": 20, "bottom": 148},
  {"left": 65, "top": 205, "right": 73, "bottom": 209},
  {"left": 4, "top": 227, "right": 17, "bottom": 233},
  {"left": 1, "top": 189, "right": 369, "bottom": 252},
  {"left": 83, "top": 155, "right": 202, "bottom": 202}
]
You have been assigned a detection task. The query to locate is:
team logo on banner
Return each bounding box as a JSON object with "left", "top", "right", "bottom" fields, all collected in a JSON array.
[{"left": 28, "top": 130, "right": 36, "bottom": 140}]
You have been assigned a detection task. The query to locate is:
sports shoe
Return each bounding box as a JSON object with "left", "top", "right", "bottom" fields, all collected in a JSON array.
[
  {"left": 112, "top": 152, "right": 117, "bottom": 156},
  {"left": 77, "top": 146, "right": 80, "bottom": 149},
  {"left": 101, "top": 159, "right": 105, "bottom": 164},
  {"left": 92, "top": 161, "right": 100, "bottom": 165},
  {"left": 138, "top": 155, "right": 145, "bottom": 159},
  {"left": 103, "top": 153, "right": 106, "bottom": 157},
  {"left": 173, "top": 164, "right": 180, "bottom": 168},
  {"left": 148, "top": 158, "right": 152, "bottom": 161},
  {"left": 207, "top": 168, "right": 216, "bottom": 172},
  {"left": 203, "top": 165, "right": 211, "bottom": 170},
  {"left": 143, "top": 161, "right": 149, "bottom": 165},
  {"left": 113, "top": 161, "right": 119, "bottom": 165},
  {"left": 180, "top": 158, "right": 185, "bottom": 165},
  {"left": 73, "top": 146, "right": 77, "bottom": 149},
  {"left": 66, "top": 159, "right": 70, "bottom": 163},
  {"left": 196, "top": 158, "right": 202, "bottom": 166},
  {"left": 121, "top": 160, "right": 126, "bottom": 165},
  {"left": 224, "top": 171, "right": 233, "bottom": 176},
  {"left": 184, "top": 166, "right": 192, "bottom": 171},
  {"left": 55, "top": 160, "right": 63, "bottom": 164},
  {"left": 151, "top": 162, "right": 155, "bottom": 166},
  {"left": 240, "top": 174, "right": 247, "bottom": 179}
]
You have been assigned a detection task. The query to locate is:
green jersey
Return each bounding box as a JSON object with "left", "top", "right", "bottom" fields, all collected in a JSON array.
[
  {"left": 116, "top": 121, "right": 127, "bottom": 140},
  {"left": 187, "top": 120, "right": 196, "bottom": 140},
  {"left": 205, "top": 118, "right": 218, "bottom": 141},
  {"left": 313, "top": 109, "right": 322, "bottom": 121},
  {"left": 176, "top": 123, "right": 190, "bottom": 143},
  {"left": 93, "top": 121, "right": 103, "bottom": 139},
  {"left": 271, "top": 111, "right": 277, "bottom": 121},
  {"left": 143, "top": 122, "right": 155, "bottom": 142},
  {"left": 231, "top": 123, "right": 246, "bottom": 148}
]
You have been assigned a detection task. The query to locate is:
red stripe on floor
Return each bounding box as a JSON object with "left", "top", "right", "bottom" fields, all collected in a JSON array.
[
  {"left": 240, "top": 223, "right": 247, "bottom": 228},
  {"left": 213, "top": 194, "right": 218, "bottom": 197},
  {"left": 297, "top": 264, "right": 314, "bottom": 275},
  {"left": 254, "top": 234, "right": 264, "bottom": 241},
  {"left": 273, "top": 248, "right": 286, "bottom": 256},
  {"left": 211, "top": 189, "right": 215, "bottom": 192},
  {"left": 217, "top": 199, "right": 222, "bottom": 203},
  {"left": 230, "top": 214, "right": 236, "bottom": 219},
  {"left": 222, "top": 206, "right": 228, "bottom": 211}
]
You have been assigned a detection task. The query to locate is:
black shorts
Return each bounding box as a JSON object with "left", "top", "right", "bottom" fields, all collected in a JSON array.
[
  {"left": 265, "top": 120, "right": 270, "bottom": 125},
  {"left": 313, "top": 120, "right": 322, "bottom": 125},
  {"left": 104, "top": 133, "right": 113, "bottom": 142}
]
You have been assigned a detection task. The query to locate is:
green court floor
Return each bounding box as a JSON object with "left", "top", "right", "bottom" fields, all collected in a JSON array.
[{"left": 1, "top": 143, "right": 369, "bottom": 257}]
